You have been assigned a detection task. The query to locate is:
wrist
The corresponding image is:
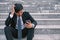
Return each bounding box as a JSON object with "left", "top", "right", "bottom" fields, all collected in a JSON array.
[
  {"left": 32, "top": 23, "right": 35, "bottom": 28},
  {"left": 10, "top": 14, "right": 13, "bottom": 18}
]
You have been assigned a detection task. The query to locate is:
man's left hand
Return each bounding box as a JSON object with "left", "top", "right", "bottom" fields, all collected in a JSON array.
[{"left": 24, "top": 22, "right": 33, "bottom": 28}]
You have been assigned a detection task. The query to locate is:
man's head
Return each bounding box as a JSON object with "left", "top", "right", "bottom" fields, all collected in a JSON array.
[{"left": 14, "top": 3, "right": 23, "bottom": 16}]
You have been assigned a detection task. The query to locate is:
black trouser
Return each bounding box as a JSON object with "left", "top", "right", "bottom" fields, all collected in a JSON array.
[{"left": 4, "top": 26, "right": 34, "bottom": 40}]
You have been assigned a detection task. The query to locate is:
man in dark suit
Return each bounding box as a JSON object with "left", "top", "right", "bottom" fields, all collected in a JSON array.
[{"left": 4, "top": 3, "right": 37, "bottom": 40}]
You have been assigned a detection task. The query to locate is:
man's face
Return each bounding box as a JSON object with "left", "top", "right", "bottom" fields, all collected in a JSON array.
[{"left": 16, "top": 10, "right": 23, "bottom": 16}]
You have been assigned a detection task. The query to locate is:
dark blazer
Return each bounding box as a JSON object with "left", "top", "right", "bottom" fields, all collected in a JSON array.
[{"left": 5, "top": 12, "right": 37, "bottom": 29}]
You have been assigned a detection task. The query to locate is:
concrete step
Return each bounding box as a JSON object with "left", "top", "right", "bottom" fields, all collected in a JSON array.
[
  {"left": 1, "top": 13, "right": 60, "bottom": 19},
  {"left": 0, "top": 2, "right": 9, "bottom": 13},
  {"left": 37, "top": 20, "right": 60, "bottom": 25},
  {"left": 33, "top": 34, "right": 60, "bottom": 40},
  {"left": 0, "top": 1, "right": 60, "bottom": 13},
  {"left": 1, "top": 19, "right": 60, "bottom": 25},
  {"left": 1, "top": 25, "right": 60, "bottom": 29},
  {"left": 0, "top": 2, "right": 39, "bottom": 13},
  {"left": 1, "top": 25, "right": 60, "bottom": 35},
  {"left": 32, "top": 14, "right": 60, "bottom": 19},
  {"left": 0, "top": 34, "right": 60, "bottom": 40},
  {"left": 0, "top": 13, "right": 60, "bottom": 15},
  {"left": 1, "top": 28, "right": 60, "bottom": 35}
]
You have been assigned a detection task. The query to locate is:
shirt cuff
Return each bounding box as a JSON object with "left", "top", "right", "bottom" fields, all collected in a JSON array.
[
  {"left": 10, "top": 14, "right": 13, "bottom": 18},
  {"left": 32, "top": 23, "right": 35, "bottom": 28}
]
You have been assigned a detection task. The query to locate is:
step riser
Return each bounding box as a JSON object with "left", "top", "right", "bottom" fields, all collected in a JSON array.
[
  {"left": 1, "top": 20, "right": 60, "bottom": 25},
  {"left": 0, "top": 0, "right": 60, "bottom": 13},
  {"left": 1, "top": 29, "right": 60, "bottom": 34},
  {"left": 1, "top": 34, "right": 60, "bottom": 40},
  {"left": 1, "top": 14, "right": 60, "bottom": 19}
]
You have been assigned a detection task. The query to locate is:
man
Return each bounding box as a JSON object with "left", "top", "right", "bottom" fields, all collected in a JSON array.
[{"left": 4, "top": 3, "right": 37, "bottom": 40}]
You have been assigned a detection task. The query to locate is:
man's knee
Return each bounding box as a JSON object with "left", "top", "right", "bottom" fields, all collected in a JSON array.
[
  {"left": 4, "top": 27, "right": 8, "bottom": 31},
  {"left": 4, "top": 26, "right": 11, "bottom": 32},
  {"left": 28, "top": 28, "right": 34, "bottom": 33},
  {"left": 28, "top": 28, "right": 34, "bottom": 36}
]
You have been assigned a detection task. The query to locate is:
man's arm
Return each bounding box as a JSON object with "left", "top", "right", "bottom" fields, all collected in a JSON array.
[
  {"left": 26, "top": 12, "right": 37, "bottom": 28},
  {"left": 5, "top": 12, "right": 13, "bottom": 26},
  {"left": 5, "top": 5, "right": 15, "bottom": 26}
]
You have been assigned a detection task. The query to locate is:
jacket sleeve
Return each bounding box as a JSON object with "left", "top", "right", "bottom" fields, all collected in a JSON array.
[
  {"left": 5, "top": 12, "right": 12, "bottom": 26},
  {"left": 26, "top": 12, "right": 37, "bottom": 28}
]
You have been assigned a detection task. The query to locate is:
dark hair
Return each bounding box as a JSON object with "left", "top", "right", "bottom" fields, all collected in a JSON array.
[{"left": 14, "top": 3, "right": 23, "bottom": 13}]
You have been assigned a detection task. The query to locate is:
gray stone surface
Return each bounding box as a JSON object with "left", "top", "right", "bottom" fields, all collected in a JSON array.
[
  {"left": 0, "top": 0, "right": 60, "bottom": 40},
  {"left": 0, "top": 0, "right": 60, "bottom": 13},
  {"left": 1, "top": 28, "right": 60, "bottom": 35},
  {"left": 1, "top": 34, "right": 60, "bottom": 40}
]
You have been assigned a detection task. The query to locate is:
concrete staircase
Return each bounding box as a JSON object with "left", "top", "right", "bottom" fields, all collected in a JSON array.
[
  {"left": 1, "top": 13, "right": 60, "bottom": 40},
  {"left": 0, "top": 0, "right": 60, "bottom": 40}
]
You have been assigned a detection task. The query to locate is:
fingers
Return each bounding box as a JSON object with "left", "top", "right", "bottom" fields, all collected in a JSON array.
[{"left": 24, "top": 23, "right": 32, "bottom": 28}]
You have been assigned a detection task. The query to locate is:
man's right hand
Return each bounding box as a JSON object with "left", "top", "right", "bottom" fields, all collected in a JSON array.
[
  {"left": 11, "top": 5, "right": 15, "bottom": 15},
  {"left": 10, "top": 5, "right": 15, "bottom": 18}
]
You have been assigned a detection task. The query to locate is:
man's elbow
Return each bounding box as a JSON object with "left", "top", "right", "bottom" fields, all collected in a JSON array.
[
  {"left": 33, "top": 21, "right": 37, "bottom": 27},
  {"left": 5, "top": 20, "right": 9, "bottom": 26},
  {"left": 35, "top": 21, "right": 37, "bottom": 26}
]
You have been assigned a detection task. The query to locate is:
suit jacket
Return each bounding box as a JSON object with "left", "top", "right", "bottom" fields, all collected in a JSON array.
[{"left": 5, "top": 12, "right": 37, "bottom": 29}]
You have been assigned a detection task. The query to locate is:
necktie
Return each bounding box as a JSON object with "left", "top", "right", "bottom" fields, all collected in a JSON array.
[{"left": 18, "top": 17, "right": 22, "bottom": 40}]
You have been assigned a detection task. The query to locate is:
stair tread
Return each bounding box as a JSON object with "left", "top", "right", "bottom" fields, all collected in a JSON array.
[
  {"left": 1, "top": 25, "right": 60, "bottom": 29},
  {"left": 0, "top": 34, "right": 60, "bottom": 40}
]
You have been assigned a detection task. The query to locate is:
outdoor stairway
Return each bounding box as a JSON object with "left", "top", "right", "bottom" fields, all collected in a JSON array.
[
  {"left": 1, "top": 13, "right": 60, "bottom": 40},
  {"left": 0, "top": 0, "right": 60, "bottom": 40}
]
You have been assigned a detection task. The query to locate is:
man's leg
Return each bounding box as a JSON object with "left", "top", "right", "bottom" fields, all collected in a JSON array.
[
  {"left": 22, "top": 28, "right": 28, "bottom": 38},
  {"left": 27, "top": 28, "right": 34, "bottom": 40},
  {"left": 4, "top": 26, "right": 18, "bottom": 40}
]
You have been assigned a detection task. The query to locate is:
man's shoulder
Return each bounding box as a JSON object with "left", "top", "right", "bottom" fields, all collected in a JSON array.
[{"left": 23, "top": 11, "right": 29, "bottom": 14}]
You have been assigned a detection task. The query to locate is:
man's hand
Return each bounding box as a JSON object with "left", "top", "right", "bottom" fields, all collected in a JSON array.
[
  {"left": 11, "top": 5, "right": 15, "bottom": 15},
  {"left": 24, "top": 22, "right": 33, "bottom": 28}
]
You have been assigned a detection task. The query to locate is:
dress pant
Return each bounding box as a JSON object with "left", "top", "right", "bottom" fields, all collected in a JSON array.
[{"left": 4, "top": 26, "right": 34, "bottom": 40}]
